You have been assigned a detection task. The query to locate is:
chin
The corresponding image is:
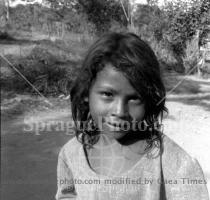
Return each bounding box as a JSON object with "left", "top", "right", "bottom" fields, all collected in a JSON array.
[
  {"left": 102, "top": 130, "right": 129, "bottom": 141},
  {"left": 98, "top": 121, "right": 130, "bottom": 141}
]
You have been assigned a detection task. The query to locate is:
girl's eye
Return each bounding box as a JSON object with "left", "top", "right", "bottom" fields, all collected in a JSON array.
[
  {"left": 130, "top": 96, "right": 142, "bottom": 104},
  {"left": 100, "top": 91, "right": 113, "bottom": 98}
]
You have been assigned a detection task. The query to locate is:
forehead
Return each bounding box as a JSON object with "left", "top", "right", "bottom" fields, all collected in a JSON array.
[{"left": 92, "top": 64, "right": 137, "bottom": 94}]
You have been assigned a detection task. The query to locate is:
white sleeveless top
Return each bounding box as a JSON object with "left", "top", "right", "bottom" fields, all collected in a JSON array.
[{"left": 55, "top": 135, "right": 209, "bottom": 200}]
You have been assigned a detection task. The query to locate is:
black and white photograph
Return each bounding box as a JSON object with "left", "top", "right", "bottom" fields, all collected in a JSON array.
[{"left": 1, "top": 0, "right": 210, "bottom": 199}]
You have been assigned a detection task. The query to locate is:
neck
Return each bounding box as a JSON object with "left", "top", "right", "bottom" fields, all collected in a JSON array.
[
  {"left": 117, "top": 131, "right": 151, "bottom": 145},
  {"left": 95, "top": 134, "right": 118, "bottom": 147}
]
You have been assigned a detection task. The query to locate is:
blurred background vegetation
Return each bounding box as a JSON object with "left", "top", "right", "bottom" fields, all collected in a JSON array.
[{"left": 0, "top": 0, "right": 210, "bottom": 96}]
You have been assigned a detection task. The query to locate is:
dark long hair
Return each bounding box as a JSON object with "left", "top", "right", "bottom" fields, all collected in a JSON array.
[{"left": 70, "top": 32, "right": 167, "bottom": 150}]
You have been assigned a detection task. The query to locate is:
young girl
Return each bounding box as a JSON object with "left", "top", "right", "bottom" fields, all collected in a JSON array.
[{"left": 55, "top": 32, "right": 209, "bottom": 200}]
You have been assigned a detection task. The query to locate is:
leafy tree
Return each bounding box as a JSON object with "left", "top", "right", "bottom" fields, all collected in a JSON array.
[
  {"left": 164, "top": 0, "right": 210, "bottom": 56},
  {"left": 45, "top": 0, "right": 127, "bottom": 33},
  {"left": 134, "top": 3, "right": 167, "bottom": 41},
  {"left": 44, "top": 0, "right": 78, "bottom": 10},
  {"left": 147, "top": 0, "right": 159, "bottom": 7},
  {"left": 77, "top": 0, "right": 127, "bottom": 33}
]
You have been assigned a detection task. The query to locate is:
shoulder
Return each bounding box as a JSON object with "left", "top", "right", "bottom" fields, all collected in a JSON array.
[
  {"left": 58, "top": 136, "right": 83, "bottom": 161},
  {"left": 162, "top": 134, "right": 191, "bottom": 160},
  {"left": 161, "top": 135, "right": 202, "bottom": 176},
  {"left": 161, "top": 135, "right": 209, "bottom": 199}
]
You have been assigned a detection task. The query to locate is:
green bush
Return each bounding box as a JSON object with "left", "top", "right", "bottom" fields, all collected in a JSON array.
[
  {"left": 1, "top": 47, "right": 79, "bottom": 96},
  {"left": 183, "top": 34, "right": 200, "bottom": 74}
]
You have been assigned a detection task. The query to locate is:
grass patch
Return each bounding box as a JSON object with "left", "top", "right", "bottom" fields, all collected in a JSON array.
[{"left": 1, "top": 39, "right": 82, "bottom": 96}]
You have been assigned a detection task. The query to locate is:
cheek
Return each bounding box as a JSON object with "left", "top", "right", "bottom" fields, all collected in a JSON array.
[
  {"left": 129, "top": 105, "right": 145, "bottom": 121},
  {"left": 89, "top": 96, "right": 108, "bottom": 121}
]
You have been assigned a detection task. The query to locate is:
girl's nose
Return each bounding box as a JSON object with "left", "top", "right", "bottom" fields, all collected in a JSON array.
[{"left": 111, "top": 99, "right": 128, "bottom": 118}]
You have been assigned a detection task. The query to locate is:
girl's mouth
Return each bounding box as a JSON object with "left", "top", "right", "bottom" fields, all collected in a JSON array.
[{"left": 105, "top": 121, "right": 130, "bottom": 132}]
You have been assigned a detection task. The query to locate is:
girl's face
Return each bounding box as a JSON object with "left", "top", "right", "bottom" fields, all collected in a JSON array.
[{"left": 88, "top": 64, "right": 145, "bottom": 141}]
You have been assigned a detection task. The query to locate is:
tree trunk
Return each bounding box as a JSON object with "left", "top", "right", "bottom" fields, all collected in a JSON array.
[{"left": 5, "top": 0, "right": 9, "bottom": 21}]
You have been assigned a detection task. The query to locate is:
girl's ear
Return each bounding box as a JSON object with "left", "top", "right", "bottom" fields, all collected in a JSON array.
[{"left": 84, "top": 97, "right": 89, "bottom": 102}]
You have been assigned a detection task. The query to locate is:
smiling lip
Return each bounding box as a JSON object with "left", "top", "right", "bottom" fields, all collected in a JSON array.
[{"left": 105, "top": 121, "right": 129, "bottom": 131}]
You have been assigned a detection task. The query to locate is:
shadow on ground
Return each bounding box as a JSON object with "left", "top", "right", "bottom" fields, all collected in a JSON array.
[
  {"left": 1, "top": 93, "right": 73, "bottom": 200},
  {"left": 1, "top": 130, "right": 73, "bottom": 200},
  {"left": 163, "top": 73, "right": 210, "bottom": 112}
]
